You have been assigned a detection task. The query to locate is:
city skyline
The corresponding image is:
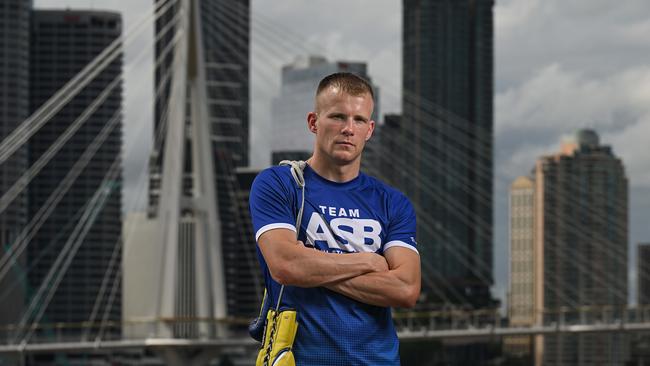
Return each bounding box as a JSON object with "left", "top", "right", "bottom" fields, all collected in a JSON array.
[
  {"left": 1, "top": 1, "right": 649, "bottom": 364},
  {"left": 29, "top": 0, "right": 650, "bottom": 307}
]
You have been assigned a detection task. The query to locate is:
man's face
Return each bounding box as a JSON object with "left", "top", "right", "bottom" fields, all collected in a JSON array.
[{"left": 308, "top": 87, "right": 375, "bottom": 165}]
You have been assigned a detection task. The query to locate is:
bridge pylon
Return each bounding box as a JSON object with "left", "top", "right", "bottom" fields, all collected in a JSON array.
[{"left": 123, "top": 0, "right": 226, "bottom": 352}]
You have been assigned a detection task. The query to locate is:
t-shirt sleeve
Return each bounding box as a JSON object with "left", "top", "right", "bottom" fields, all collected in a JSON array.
[
  {"left": 249, "top": 168, "right": 297, "bottom": 242},
  {"left": 384, "top": 192, "right": 418, "bottom": 254}
]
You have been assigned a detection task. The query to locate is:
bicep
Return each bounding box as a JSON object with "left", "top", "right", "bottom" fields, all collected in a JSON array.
[
  {"left": 258, "top": 228, "right": 299, "bottom": 269},
  {"left": 384, "top": 246, "right": 421, "bottom": 287}
]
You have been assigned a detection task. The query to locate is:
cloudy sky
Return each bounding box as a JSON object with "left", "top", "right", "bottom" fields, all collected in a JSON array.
[{"left": 34, "top": 0, "right": 650, "bottom": 306}]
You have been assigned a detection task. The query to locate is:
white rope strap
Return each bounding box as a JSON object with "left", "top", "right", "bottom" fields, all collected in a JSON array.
[{"left": 274, "top": 160, "right": 307, "bottom": 309}]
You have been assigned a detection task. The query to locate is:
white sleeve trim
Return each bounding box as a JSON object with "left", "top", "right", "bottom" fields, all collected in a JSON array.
[
  {"left": 255, "top": 223, "right": 296, "bottom": 241},
  {"left": 384, "top": 240, "right": 419, "bottom": 255}
]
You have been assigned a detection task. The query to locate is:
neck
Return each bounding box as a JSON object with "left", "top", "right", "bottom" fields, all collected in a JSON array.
[{"left": 307, "top": 153, "right": 361, "bottom": 183}]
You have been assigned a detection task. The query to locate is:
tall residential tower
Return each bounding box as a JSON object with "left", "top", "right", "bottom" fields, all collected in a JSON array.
[
  {"left": 0, "top": 0, "right": 31, "bottom": 328},
  {"left": 504, "top": 176, "right": 537, "bottom": 362},
  {"left": 507, "top": 130, "right": 629, "bottom": 365},
  {"left": 28, "top": 9, "right": 123, "bottom": 335},
  {"left": 402, "top": 0, "right": 495, "bottom": 309},
  {"left": 638, "top": 243, "right": 650, "bottom": 305}
]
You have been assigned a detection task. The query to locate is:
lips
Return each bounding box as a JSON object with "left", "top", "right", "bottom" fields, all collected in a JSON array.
[{"left": 336, "top": 141, "right": 355, "bottom": 147}]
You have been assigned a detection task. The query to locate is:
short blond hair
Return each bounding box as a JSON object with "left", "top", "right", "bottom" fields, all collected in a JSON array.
[{"left": 316, "top": 72, "right": 375, "bottom": 100}]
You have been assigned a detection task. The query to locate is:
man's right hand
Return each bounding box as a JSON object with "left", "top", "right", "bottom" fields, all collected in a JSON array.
[
  {"left": 361, "top": 252, "right": 389, "bottom": 273},
  {"left": 296, "top": 239, "right": 388, "bottom": 273}
]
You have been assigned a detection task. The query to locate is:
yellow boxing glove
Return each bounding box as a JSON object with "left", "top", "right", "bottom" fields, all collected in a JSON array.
[{"left": 256, "top": 308, "right": 298, "bottom": 366}]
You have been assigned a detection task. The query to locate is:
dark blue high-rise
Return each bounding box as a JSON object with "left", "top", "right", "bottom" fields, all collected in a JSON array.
[{"left": 401, "top": 0, "right": 495, "bottom": 310}]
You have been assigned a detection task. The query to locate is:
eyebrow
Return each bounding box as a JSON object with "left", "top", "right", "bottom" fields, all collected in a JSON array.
[
  {"left": 354, "top": 114, "right": 369, "bottom": 122},
  {"left": 326, "top": 112, "right": 369, "bottom": 122}
]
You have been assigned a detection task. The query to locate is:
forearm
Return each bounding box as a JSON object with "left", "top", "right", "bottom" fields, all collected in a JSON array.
[
  {"left": 273, "top": 245, "right": 384, "bottom": 287},
  {"left": 258, "top": 229, "right": 388, "bottom": 288},
  {"left": 325, "top": 270, "right": 419, "bottom": 308},
  {"left": 326, "top": 247, "right": 421, "bottom": 308}
]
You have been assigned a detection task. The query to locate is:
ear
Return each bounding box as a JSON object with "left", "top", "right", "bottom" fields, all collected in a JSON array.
[
  {"left": 307, "top": 112, "right": 318, "bottom": 134},
  {"left": 365, "top": 120, "right": 376, "bottom": 141}
]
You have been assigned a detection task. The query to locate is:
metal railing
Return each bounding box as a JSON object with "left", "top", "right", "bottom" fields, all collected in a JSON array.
[{"left": 4, "top": 306, "right": 650, "bottom": 353}]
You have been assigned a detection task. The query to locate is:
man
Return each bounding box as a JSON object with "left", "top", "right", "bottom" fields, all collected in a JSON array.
[{"left": 249, "top": 72, "right": 421, "bottom": 365}]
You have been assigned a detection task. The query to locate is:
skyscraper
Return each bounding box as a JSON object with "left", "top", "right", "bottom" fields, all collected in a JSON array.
[
  {"left": 28, "top": 9, "right": 122, "bottom": 335},
  {"left": 149, "top": 0, "right": 259, "bottom": 321},
  {"left": 270, "top": 55, "right": 380, "bottom": 165},
  {"left": 230, "top": 167, "right": 264, "bottom": 318},
  {"left": 630, "top": 243, "right": 650, "bottom": 365},
  {"left": 401, "top": 0, "right": 494, "bottom": 309},
  {"left": 0, "top": 0, "right": 30, "bottom": 327},
  {"left": 508, "top": 130, "right": 629, "bottom": 365},
  {"left": 362, "top": 113, "right": 400, "bottom": 184},
  {"left": 638, "top": 243, "right": 650, "bottom": 305},
  {"left": 504, "top": 176, "right": 536, "bottom": 362}
]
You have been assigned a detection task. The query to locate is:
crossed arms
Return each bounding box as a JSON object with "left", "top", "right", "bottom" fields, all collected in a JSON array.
[{"left": 257, "top": 228, "right": 421, "bottom": 308}]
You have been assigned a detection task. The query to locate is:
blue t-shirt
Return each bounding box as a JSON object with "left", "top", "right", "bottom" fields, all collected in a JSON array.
[{"left": 249, "top": 164, "right": 417, "bottom": 366}]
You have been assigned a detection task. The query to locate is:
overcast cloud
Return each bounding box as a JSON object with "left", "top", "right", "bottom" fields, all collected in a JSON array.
[
  {"left": 495, "top": 0, "right": 650, "bottom": 303},
  {"left": 32, "top": 0, "right": 650, "bottom": 306}
]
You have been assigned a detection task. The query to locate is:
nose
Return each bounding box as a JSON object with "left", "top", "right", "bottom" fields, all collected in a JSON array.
[{"left": 341, "top": 118, "right": 355, "bottom": 136}]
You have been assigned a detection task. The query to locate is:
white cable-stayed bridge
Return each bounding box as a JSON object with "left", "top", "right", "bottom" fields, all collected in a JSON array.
[{"left": 0, "top": 0, "right": 643, "bottom": 364}]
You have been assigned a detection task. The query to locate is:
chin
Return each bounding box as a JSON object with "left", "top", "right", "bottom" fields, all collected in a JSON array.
[{"left": 331, "top": 154, "right": 358, "bottom": 165}]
